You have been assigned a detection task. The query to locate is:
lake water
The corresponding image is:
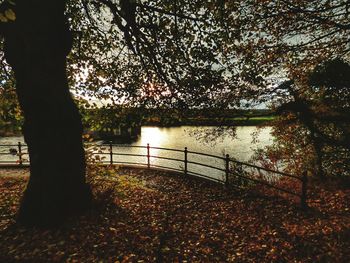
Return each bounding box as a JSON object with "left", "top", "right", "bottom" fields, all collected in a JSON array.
[
  {"left": 136, "top": 126, "right": 272, "bottom": 160},
  {"left": 0, "top": 126, "right": 273, "bottom": 181}
]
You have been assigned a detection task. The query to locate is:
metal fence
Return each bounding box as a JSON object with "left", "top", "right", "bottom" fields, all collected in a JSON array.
[{"left": 0, "top": 142, "right": 307, "bottom": 208}]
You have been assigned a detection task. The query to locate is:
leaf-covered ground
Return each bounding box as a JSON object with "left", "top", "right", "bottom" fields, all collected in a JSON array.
[{"left": 0, "top": 167, "right": 349, "bottom": 262}]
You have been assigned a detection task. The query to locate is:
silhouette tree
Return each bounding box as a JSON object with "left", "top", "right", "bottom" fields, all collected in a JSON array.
[
  {"left": 257, "top": 59, "right": 350, "bottom": 177},
  {"left": 1, "top": 0, "right": 92, "bottom": 226}
]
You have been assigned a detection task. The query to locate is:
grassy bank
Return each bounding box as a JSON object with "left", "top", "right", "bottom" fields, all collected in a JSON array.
[{"left": 0, "top": 167, "right": 349, "bottom": 262}]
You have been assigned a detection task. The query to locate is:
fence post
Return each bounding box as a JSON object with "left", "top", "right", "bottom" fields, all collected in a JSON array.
[
  {"left": 301, "top": 170, "right": 308, "bottom": 209},
  {"left": 109, "top": 142, "right": 113, "bottom": 165},
  {"left": 18, "top": 142, "right": 23, "bottom": 165},
  {"left": 184, "top": 147, "right": 188, "bottom": 176},
  {"left": 147, "top": 143, "right": 150, "bottom": 168},
  {"left": 225, "top": 154, "right": 230, "bottom": 186}
]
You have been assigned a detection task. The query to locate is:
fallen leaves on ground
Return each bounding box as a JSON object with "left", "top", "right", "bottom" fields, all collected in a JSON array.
[{"left": 0, "top": 168, "right": 349, "bottom": 262}]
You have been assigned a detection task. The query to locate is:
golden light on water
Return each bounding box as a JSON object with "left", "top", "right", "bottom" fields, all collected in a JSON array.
[{"left": 139, "top": 127, "right": 166, "bottom": 146}]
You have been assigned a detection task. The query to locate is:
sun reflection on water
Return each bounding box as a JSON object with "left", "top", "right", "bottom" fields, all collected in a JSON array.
[{"left": 139, "top": 127, "right": 166, "bottom": 147}]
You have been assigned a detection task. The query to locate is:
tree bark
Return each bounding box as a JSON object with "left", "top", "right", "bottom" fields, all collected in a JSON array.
[{"left": 1, "top": 0, "right": 92, "bottom": 227}]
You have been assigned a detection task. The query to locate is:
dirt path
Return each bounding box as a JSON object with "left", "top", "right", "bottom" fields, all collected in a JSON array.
[
  {"left": 0, "top": 168, "right": 29, "bottom": 178},
  {"left": 0, "top": 167, "right": 349, "bottom": 262}
]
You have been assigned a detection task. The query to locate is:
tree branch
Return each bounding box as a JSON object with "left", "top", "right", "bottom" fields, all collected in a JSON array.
[{"left": 137, "top": 3, "right": 204, "bottom": 22}]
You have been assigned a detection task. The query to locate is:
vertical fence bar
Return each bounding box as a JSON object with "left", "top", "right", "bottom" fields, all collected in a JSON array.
[
  {"left": 225, "top": 154, "right": 230, "bottom": 186},
  {"left": 18, "top": 142, "right": 23, "bottom": 165},
  {"left": 147, "top": 143, "right": 150, "bottom": 168},
  {"left": 184, "top": 147, "right": 188, "bottom": 175},
  {"left": 109, "top": 142, "right": 113, "bottom": 165},
  {"left": 301, "top": 170, "right": 308, "bottom": 209}
]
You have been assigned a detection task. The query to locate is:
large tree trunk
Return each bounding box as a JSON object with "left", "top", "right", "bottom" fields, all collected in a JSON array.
[{"left": 2, "top": 0, "right": 92, "bottom": 227}]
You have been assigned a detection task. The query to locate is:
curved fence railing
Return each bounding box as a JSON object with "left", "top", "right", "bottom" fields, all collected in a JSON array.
[{"left": 0, "top": 142, "right": 307, "bottom": 207}]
